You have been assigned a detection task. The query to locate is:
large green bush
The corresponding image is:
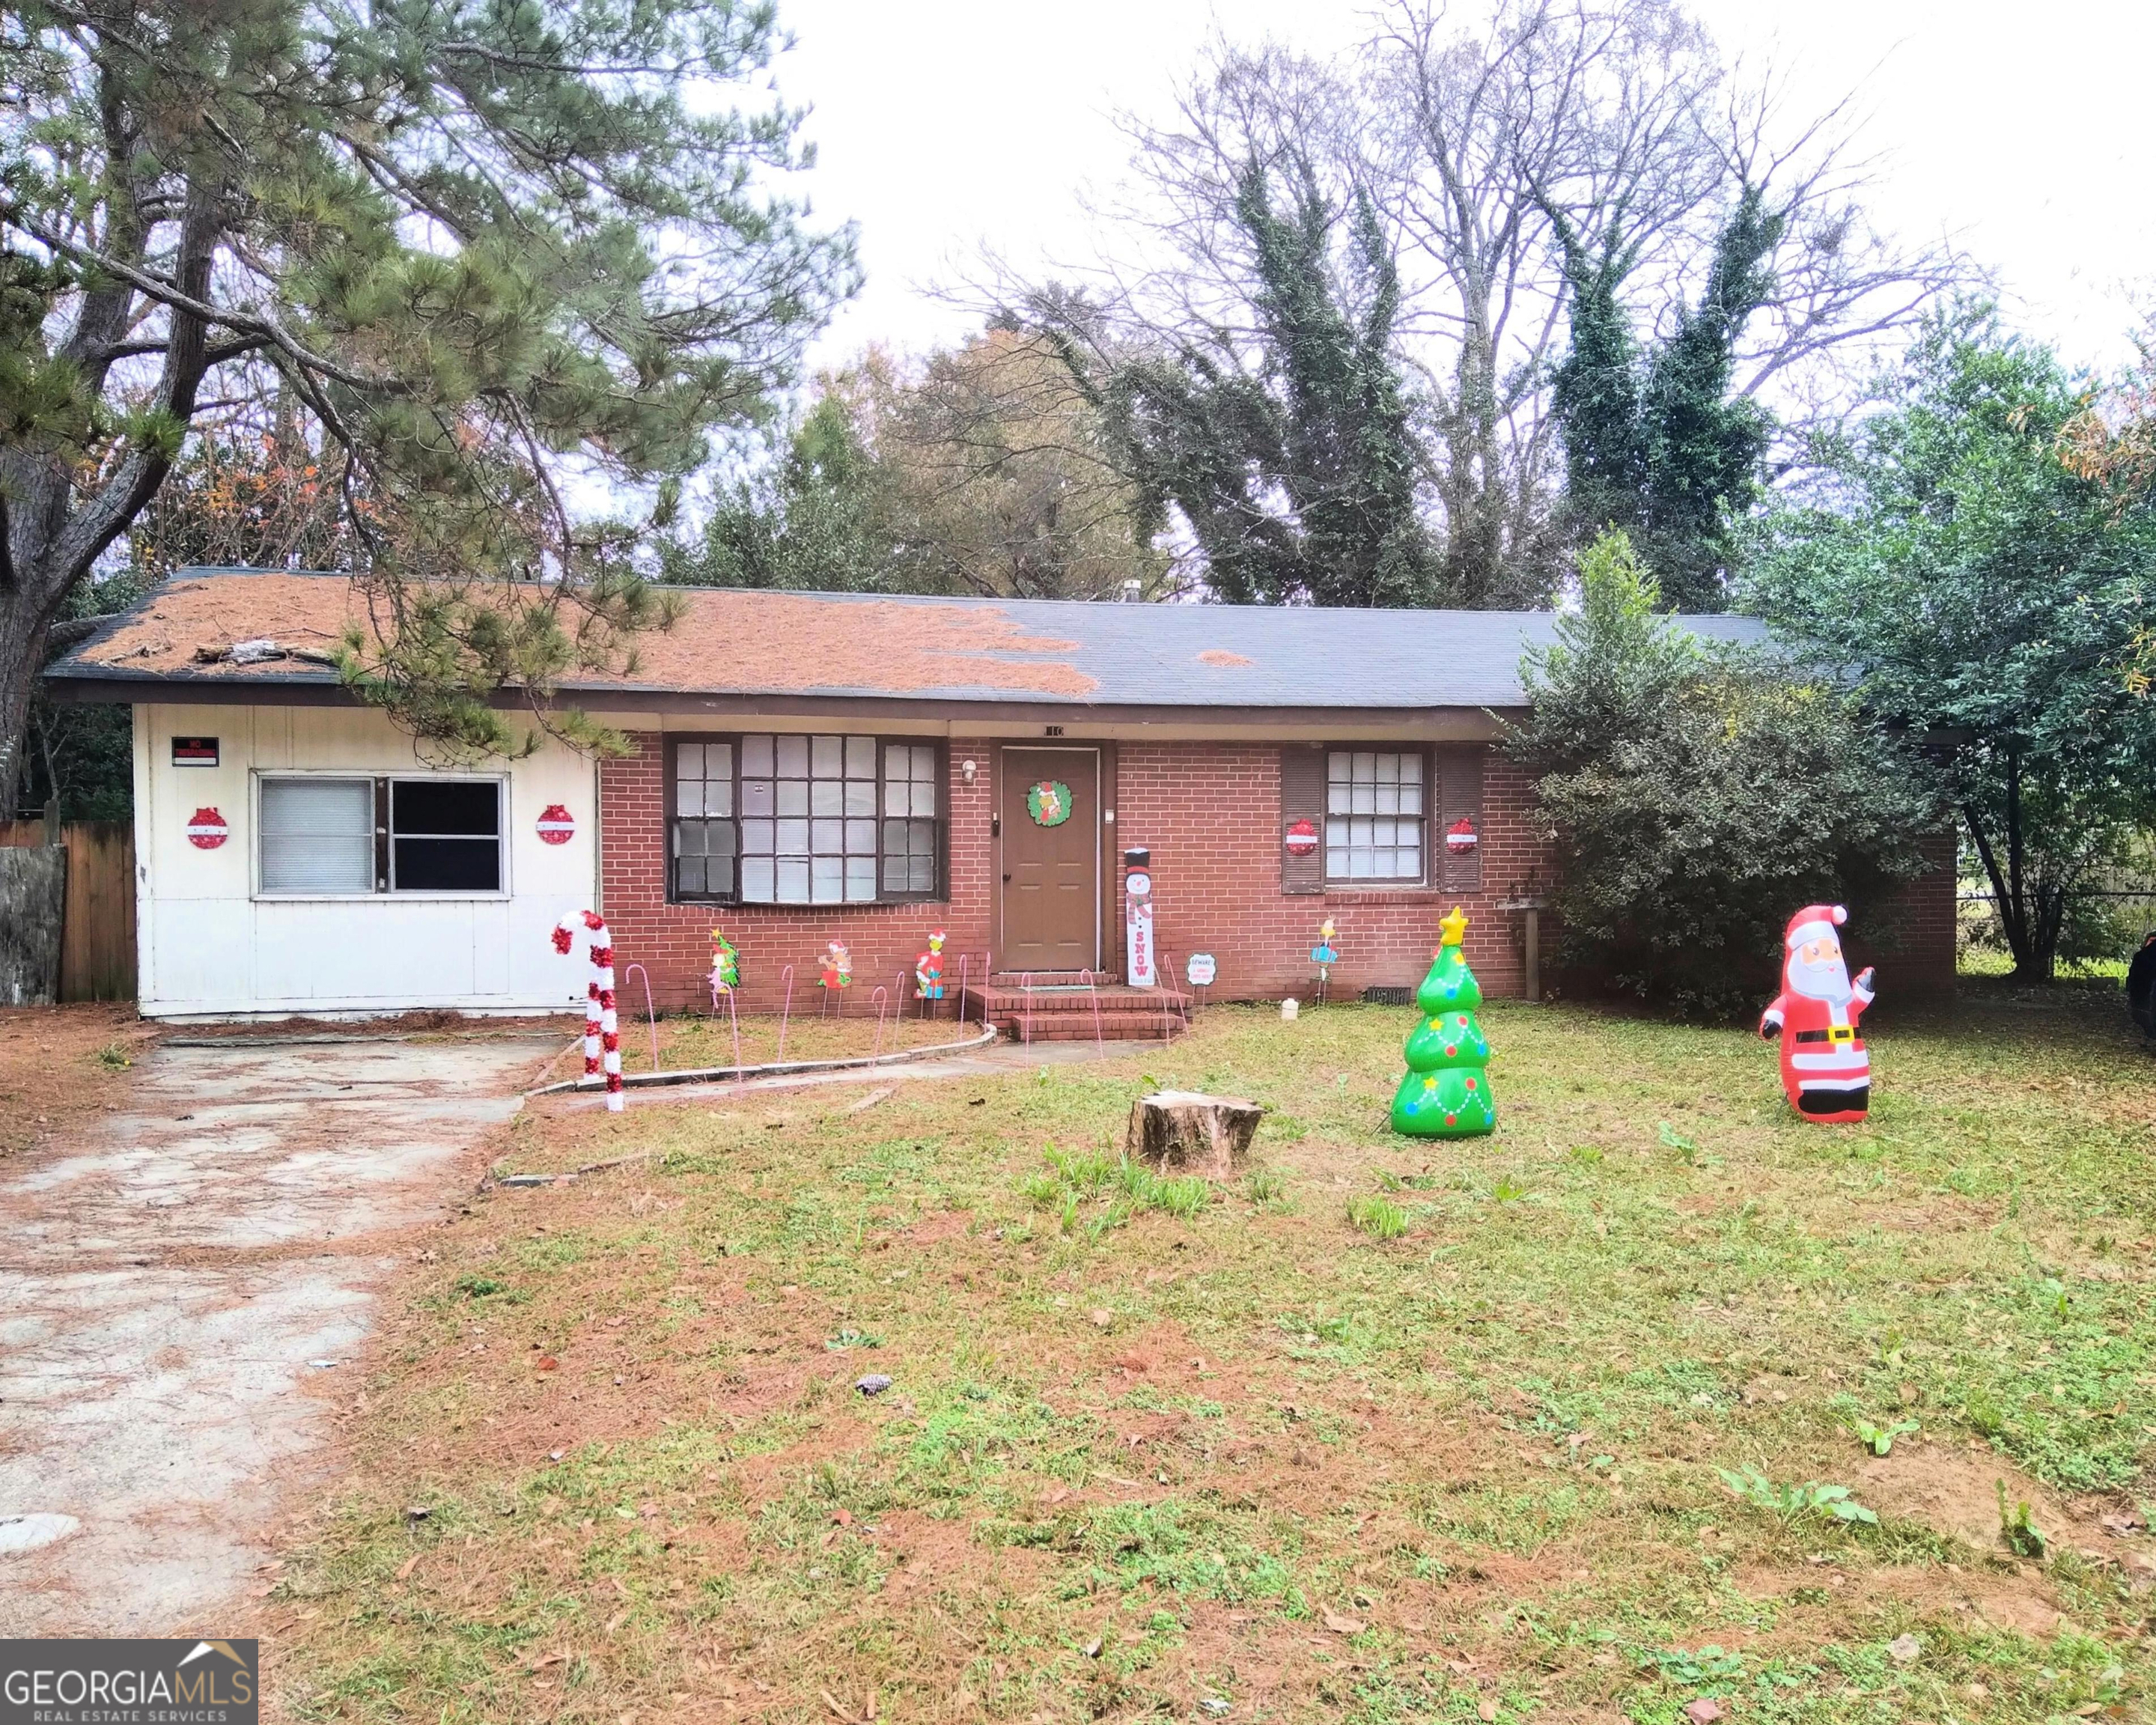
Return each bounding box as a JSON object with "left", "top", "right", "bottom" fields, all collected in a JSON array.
[
  {"left": 1505, "top": 532, "right": 1940, "bottom": 1019},
  {"left": 1744, "top": 312, "right": 2156, "bottom": 982}
]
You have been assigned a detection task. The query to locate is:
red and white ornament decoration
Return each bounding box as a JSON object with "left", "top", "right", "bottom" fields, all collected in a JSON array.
[
  {"left": 535, "top": 803, "right": 576, "bottom": 845},
  {"left": 1445, "top": 818, "right": 1479, "bottom": 855},
  {"left": 186, "top": 807, "right": 228, "bottom": 850},
  {"left": 1283, "top": 818, "right": 1319, "bottom": 858},
  {"left": 550, "top": 910, "right": 623, "bottom": 1110}
]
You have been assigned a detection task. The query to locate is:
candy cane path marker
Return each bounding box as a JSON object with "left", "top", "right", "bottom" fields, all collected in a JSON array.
[{"left": 551, "top": 911, "right": 624, "bottom": 1110}]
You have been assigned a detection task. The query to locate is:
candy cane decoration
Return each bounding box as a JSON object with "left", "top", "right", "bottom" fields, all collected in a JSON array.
[{"left": 550, "top": 911, "right": 624, "bottom": 1110}]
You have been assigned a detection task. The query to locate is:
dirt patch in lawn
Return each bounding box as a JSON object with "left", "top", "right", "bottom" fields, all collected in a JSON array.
[
  {"left": 0, "top": 1001, "right": 157, "bottom": 1160},
  {"left": 1734, "top": 1558, "right": 2065, "bottom": 1641},
  {"left": 1855, "top": 1440, "right": 2121, "bottom": 1560},
  {"left": 905, "top": 1206, "right": 976, "bottom": 1246}
]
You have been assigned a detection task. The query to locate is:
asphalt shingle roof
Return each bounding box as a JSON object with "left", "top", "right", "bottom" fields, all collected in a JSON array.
[{"left": 48, "top": 566, "right": 1774, "bottom": 711}]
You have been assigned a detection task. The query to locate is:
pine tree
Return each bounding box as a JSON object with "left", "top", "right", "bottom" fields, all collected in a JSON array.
[
  {"left": 0, "top": 0, "right": 856, "bottom": 792},
  {"left": 1390, "top": 907, "right": 1496, "bottom": 1138}
]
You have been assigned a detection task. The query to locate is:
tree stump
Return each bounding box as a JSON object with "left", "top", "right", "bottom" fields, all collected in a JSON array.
[{"left": 1124, "top": 1090, "right": 1262, "bottom": 1180}]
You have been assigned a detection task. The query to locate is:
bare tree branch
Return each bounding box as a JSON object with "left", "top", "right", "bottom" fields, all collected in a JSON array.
[{"left": 960, "top": 0, "right": 1973, "bottom": 602}]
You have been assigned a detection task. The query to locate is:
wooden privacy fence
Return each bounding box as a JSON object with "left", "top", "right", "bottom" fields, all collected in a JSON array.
[{"left": 0, "top": 820, "right": 136, "bottom": 1003}]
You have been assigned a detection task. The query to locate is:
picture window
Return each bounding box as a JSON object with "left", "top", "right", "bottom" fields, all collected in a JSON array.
[{"left": 672, "top": 735, "right": 943, "bottom": 904}]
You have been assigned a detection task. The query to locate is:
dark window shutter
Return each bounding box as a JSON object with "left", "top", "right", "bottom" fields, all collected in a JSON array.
[
  {"left": 1437, "top": 747, "right": 1484, "bottom": 894},
  {"left": 1279, "top": 745, "right": 1325, "bottom": 895}
]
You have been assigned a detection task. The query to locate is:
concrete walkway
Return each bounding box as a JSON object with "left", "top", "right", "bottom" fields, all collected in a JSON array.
[{"left": 0, "top": 1037, "right": 550, "bottom": 1634}]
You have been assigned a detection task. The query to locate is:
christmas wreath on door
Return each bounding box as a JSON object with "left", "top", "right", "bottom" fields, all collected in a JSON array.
[{"left": 1026, "top": 780, "right": 1073, "bottom": 827}]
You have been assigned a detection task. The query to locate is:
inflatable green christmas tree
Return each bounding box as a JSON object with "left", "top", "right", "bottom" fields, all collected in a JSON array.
[{"left": 1390, "top": 905, "right": 1496, "bottom": 1138}]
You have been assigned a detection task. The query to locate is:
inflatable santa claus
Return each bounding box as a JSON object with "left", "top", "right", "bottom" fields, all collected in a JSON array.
[{"left": 1759, "top": 904, "right": 1875, "bottom": 1123}]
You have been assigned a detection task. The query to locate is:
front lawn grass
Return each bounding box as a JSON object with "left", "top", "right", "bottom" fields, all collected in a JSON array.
[{"left": 265, "top": 984, "right": 2156, "bottom": 1723}]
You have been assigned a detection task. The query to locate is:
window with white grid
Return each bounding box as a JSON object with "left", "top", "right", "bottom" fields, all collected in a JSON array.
[
  {"left": 1324, "top": 750, "right": 1425, "bottom": 882},
  {"left": 671, "top": 735, "right": 943, "bottom": 904},
  {"left": 672, "top": 741, "right": 736, "bottom": 898},
  {"left": 882, "top": 743, "right": 939, "bottom": 895}
]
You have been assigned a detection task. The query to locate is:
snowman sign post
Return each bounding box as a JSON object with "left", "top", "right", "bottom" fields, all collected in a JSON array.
[{"left": 1123, "top": 848, "right": 1155, "bottom": 988}]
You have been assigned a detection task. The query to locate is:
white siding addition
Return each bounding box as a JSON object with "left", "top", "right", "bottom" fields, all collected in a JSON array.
[{"left": 134, "top": 702, "right": 597, "bottom": 1018}]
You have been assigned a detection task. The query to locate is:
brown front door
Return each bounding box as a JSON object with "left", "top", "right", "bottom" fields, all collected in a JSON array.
[{"left": 999, "top": 747, "right": 1099, "bottom": 973}]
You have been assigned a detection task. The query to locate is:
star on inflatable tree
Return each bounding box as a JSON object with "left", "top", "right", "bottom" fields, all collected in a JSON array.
[{"left": 1390, "top": 906, "right": 1496, "bottom": 1139}]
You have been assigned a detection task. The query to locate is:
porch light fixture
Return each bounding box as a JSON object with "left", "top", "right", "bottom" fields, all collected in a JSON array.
[{"left": 961, "top": 758, "right": 977, "bottom": 785}]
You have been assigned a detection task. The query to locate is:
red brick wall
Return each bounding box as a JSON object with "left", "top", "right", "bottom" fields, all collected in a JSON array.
[
  {"left": 597, "top": 732, "right": 1959, "bottom": 1008},
  {"left": 1855, "top": 827, "right": 1960, "bottom": 1000},
  {"left": 599, "top": 732, "right": 996, "bottom": 1014},
  {"left": 1115, "top": 741, "right": 1545, "bottom": 1000},
  {"left": 598, "top": 733, "right": 1553, "bottom": 1008}
]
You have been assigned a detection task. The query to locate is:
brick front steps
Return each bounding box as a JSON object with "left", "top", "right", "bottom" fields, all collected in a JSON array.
[{"left": 978, "top": 979, "right": 1191, "bottom": 1044}]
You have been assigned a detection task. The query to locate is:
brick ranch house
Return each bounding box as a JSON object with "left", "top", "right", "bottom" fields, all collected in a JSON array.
[{"left": 46, "top": 567, "right": 1955, "bottom": 1026}]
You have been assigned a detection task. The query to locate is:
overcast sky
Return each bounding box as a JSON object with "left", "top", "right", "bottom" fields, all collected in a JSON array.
[{"left": 772, "top": 0, "right": 2156, "bottom": 375}]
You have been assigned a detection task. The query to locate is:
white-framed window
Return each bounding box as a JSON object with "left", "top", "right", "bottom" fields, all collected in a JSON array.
[
  {"left": 256, "top": 775, "right": 507, "bottom": 896},
  {"left": 670, "top": 734, "right": 944, "bottom": 904},
  {"left": 1324, "top": 750, "right": 1425, "bottom": 883}
]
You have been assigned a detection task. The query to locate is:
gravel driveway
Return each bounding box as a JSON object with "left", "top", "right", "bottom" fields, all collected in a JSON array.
[{"left": 0, "top": 1035, "right": 551, "bottom": 1634}]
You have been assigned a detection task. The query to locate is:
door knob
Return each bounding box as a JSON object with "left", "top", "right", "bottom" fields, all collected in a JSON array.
[{"left": 1002, "top": 873, "right": 1012, "bottom": 883}]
